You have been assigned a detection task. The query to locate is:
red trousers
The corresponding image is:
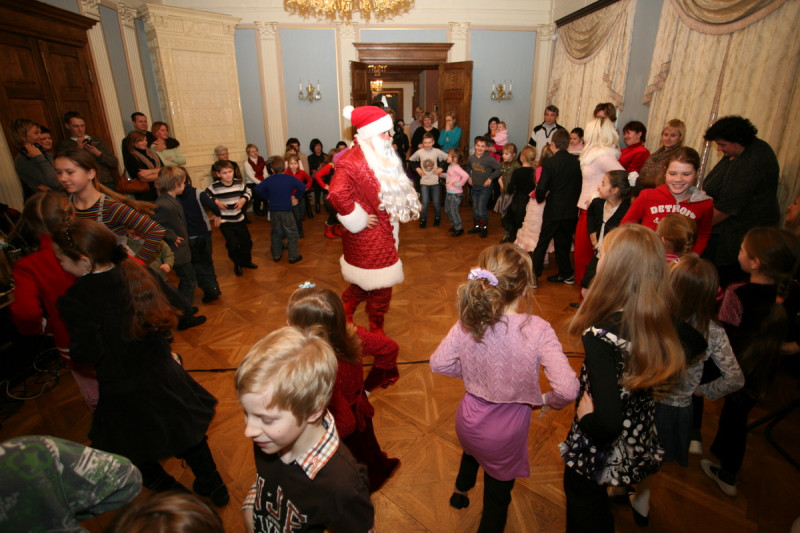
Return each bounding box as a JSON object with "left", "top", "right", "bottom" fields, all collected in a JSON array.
[
  {"left": 573, "top": 209, "right": 593, "bottom": 289},
  {"left": 342, "top": 284, "right": 392, "bottom": 334}
]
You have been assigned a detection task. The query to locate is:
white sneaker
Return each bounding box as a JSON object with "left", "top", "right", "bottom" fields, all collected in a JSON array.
[
  {"left": 700, "top": 459, "right": 738, "bottom": 497},
  {"left": 689, "top": 440, "right": 703, "bottom": 456}
]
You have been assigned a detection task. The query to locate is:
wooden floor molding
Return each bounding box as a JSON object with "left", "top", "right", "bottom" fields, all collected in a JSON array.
[{"left": 2, "top": 206, "right": 798, "bottom": 532}]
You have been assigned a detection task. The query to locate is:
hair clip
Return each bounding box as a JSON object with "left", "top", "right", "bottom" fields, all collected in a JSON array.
[
  {"left": 298, "top": 281, "right": 316, "bottom": 289},
  {"left": 468, "top": 268, "right": 498, "bottom": 286},
  {"left": 627, "top": 171, "right": 639, "bottom": 187}
]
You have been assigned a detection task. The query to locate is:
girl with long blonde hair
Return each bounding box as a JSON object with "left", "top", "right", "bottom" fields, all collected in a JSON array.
[{"left": 561, "top": 224, "right": 685, "bottom": 532}]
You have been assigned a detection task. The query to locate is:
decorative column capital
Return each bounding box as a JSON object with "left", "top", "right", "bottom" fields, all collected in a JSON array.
[
  {"left": 448, "top": 22, "right": 470, "bottom": 41},
  {"left": 335, "top": 22, "right": 359, "bottom": 42},
  {"left": 537, "top": 23, "right": 557, "bottom": 41},
  {"left": 117, "top": 2, "right": 137, "bottom": 28},
  {"left": 255, "top": 21, "right": 279, "bottom": 40},
  {"left": 78, "top": 0, "right": 101, "bottom": 20}
]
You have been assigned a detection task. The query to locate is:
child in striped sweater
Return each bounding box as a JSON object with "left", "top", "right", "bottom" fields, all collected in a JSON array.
[{"left": 203, "top": 160, "right": 256, "bottom": 277}]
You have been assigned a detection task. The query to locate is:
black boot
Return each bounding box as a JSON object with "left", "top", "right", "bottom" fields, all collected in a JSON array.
[
  {"left": 180, "top": 439, "right": 229, "bottom": 507},
  {"left": 137, "top": 461, "right": 189, "bottom": 493}
]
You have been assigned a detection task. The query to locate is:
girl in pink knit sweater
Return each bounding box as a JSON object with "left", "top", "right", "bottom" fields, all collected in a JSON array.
[{"left": 430, "top": 243, "right": 579, "bottom": 532}]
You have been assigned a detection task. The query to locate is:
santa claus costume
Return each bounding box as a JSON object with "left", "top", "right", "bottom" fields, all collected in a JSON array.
[{"left": 328, "top": 105, "right": 421, "bottom": 340}]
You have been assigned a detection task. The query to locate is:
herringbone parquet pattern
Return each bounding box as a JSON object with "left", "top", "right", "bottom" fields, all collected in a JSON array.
[{"left": 1, "top": 205, "right": 798, "bottom": 532}]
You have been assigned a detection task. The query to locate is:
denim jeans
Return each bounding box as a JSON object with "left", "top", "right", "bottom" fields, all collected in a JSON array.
[
  {"left": 472, "top": 186, "right": 492, "bottom": 222},
  {"left": 420, "top": 184, "right": 441, "bottom": 222},
  {"left": 445, "top": 193, "right": 463, "bottom": 230},
  {"left": 270, "top": 210, "right": 300, "bottom": 260}
]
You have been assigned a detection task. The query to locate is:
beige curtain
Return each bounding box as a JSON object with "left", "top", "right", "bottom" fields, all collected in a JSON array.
[
  {"left": 645, "top": 0, "right": 800, "bottom": 208},
  {"left": 548, "top": 0, "right": 637, "bottom": 130}
]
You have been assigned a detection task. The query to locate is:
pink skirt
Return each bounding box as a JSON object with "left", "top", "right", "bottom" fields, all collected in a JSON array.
[{"left": 455, "top": 393, "right": 532, "bottom": 481}]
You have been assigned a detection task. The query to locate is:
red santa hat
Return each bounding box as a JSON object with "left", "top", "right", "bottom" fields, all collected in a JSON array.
[{"left": 343, "top": 105, "right": 394, "bottom": 139}]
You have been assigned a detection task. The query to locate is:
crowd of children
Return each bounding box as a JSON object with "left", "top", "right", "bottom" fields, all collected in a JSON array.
[{"left": 6, "top": 108, "right": 800, "bottom": 533}]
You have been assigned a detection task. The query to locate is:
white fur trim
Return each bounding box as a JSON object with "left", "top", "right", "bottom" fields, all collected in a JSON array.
[
  {"left": 337, "top": 202, "right": 369, "bottom": 233},
  {"left": 343, "top": 106, "right": 354, "bottom": 120},
  {"left": 357, "top": 115, "right": 394, "bottom": 139},
  {"left": 392, "top": 222, "right": 399, "bottom": 250},
  {"left": 340, "top": 255, "right": 404, "bottom": 291}
]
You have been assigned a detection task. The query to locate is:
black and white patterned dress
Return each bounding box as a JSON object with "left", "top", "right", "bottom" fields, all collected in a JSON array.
[{"left": 559, "top": 326, "right": 664, "bottom": 486}]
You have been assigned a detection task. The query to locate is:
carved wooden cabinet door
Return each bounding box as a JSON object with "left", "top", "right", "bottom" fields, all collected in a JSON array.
[{"left": 438, "top": 61, "right": 473, "bottom": 156}]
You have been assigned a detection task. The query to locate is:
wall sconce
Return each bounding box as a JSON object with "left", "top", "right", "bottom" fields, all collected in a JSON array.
[
  {"left": 298, "top": 80, "right": 321, "bottom": 102},
  {"left": 490, "top": 80, "right": 513, "bottom": 102}
]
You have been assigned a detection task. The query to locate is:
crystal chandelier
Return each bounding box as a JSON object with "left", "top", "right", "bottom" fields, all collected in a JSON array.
[{"left": 285, "top": 0, "right": 413, "bottom": 20}]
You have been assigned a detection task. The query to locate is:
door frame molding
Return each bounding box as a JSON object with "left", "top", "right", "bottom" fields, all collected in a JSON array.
[{"left": 353, "top": 42, "right": 453, "bottom": 65}]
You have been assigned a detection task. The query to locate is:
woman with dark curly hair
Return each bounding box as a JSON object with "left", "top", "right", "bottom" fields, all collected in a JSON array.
[{"left": 701, "top": 116, "right": 780, "bottom": 286}]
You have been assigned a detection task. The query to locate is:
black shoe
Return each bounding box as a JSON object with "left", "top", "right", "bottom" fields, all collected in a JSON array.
[
  {"left": 241, "top": 262, "right": 258, "bottom": 269},
  {"left": 191, "top": 306, "right": 199, "bottom": 314},
  {"left": 419, "top": 220, "right": 427, "bottom": 229},
  {"left": 448, "top": 226, "right": 455, "bottom": 233},
  {"left": 194, "top": 472, "right": 230, "bottom": 507},
  {"left": 449, "top": 492, "right": 469, "bottom": 509},
  {"left": 177, "top": 315, "right": 206, "bottom": 331},
  {"left": 547, "top": 273, "right": 575, "bottom": 284},
  {"left": 433, "top": 218, "right": 441, "bottom": 227},
  {"left": 479, "top": 226, "right": 488, "bottom": 238},
  {"left": 202, "top": 293, "right": 219, "bottom": 303},
  {"left": 288, "top": 255, "right": 303, "bottom": 264},
  {"left": 467, "top": 225, "right": 481, "bottom": 234},
  {"left": 273, "top": 256, "right": 281, "bottom": 262},
  {"left": 234, "top": 264, "right": 243, "bottom": 276},
  {"left": 452, "top": 229, "right": 464, "bottom": 237}
]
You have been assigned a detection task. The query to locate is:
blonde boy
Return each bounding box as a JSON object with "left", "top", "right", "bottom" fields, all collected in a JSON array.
[{"left": 236, "top": 327, "right": 374, "bottom": 533}]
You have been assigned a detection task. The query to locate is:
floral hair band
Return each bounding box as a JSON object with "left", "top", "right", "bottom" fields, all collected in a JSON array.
[
  {"left": 468, "top": 268, "right": 498, "bottom": 286},
  {"left": 298, "top": 281, "right": 316, "bottom": 289}
]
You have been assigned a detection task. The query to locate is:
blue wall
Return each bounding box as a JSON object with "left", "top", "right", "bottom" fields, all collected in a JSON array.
[
  {"left": 360, "top": 29, "right": 447, "bottom": 42},
  {"left": 280, "top": 28, "right": 341, "bottom": 153},
  {"left": 38, "top": 0, "right": 78, "bottom": 13},
  {"left": 136, "top": 19, "right": 163, "bottom": 125},
  {"left": 100, "top": 5, "right": 135, "bottom": 128},
  {"left": 469, "top": 30, "right": 536, "bottom": 150},
  {"left": 235, "top": 29, "right": 267, "bottom": 153}
]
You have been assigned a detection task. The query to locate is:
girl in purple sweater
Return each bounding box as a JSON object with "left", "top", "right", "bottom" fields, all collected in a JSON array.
[{"left": 431, "top": 243, "right": 579, "bottom": 532}]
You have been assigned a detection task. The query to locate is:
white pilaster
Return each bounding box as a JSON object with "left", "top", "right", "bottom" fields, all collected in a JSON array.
[
  {"left": 140, "top": 4, "right": 244, "bottom": 188},
  {"left": 447, "top": 22, "right": 470, "bottom": 62},
  {"left": 79, "top": 0, "right": 126, "bottom": 172},
  {"left": 335, "top": 22, "right": 359, "bottom": 140},
  {"left": 530, "top": 23, "right": 557, "bottom": 136},
  {"left": 117, "top": 2, "right": 152, "bottom": 120},
  {"left": 254, "top": 22, "right": 288, "bottom": 156}
]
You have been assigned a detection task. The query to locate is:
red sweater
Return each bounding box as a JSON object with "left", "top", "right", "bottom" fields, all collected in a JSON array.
[
  {"left": 621, "top": 184, "right": 714, "bottom": 254},
  {"left": 287, "top": 168, "right": 312, "bottom": 190},
  {"left": 619, "top": 143, "right": 650, "bottom": 173},
  {"left": 11, "top": 234, "right": 76, "bottom": 352}
]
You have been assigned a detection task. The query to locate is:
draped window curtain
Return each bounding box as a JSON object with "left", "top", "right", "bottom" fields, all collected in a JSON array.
[
  {"left": 644, "top": 0, "right": 799, "bottom": 206},
  {"left": 548, "top": 0, "right": 637, "bottom": 129}
]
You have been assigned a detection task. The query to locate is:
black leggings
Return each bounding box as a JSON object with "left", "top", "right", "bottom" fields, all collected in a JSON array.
[{"left": 454, "top": 453, "right": 515, "bottom": 533}]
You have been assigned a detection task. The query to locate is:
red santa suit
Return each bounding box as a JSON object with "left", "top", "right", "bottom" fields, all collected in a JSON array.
[{"left": 327, "top": 105, "right": 420, "bottom": 333}]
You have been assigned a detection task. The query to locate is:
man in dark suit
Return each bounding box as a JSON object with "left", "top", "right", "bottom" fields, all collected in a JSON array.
[{"left": 531, "top": 128, "right": 582, "bottom": 285}]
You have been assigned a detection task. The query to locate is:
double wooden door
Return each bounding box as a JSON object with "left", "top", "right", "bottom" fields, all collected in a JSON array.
[
  {"left": 0, "top": 0, "right": 110, "bottom": 157},
  {"left": 351, "top": 60, "right": 473, "bottom": 156}
]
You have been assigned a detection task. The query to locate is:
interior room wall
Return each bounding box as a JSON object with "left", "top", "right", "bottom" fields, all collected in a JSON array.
[
  {"left": 235, "top": 29, "right": 267, "bottom": 156},
  {"left": 618, "top": 0, "right": 664, "bottom": 146},
  {"left": 469, "top": 29, "right": 536, "bottom": 150},
  {"left": 136, "top": 19, "right": 163, "bottom": 125},
  {"left": 100, "top": 5, "right": 135, "bottom": 130},
  {"left": 280, "top": 28, "right": 341, "bottom": 153},
  {"left": 359, "top": 29, "right": 447, "bottom": 43}
]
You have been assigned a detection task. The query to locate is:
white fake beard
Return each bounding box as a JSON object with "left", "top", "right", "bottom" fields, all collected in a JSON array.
[{"left": 358, "top": 134, "right": 421, "bottom": 224}]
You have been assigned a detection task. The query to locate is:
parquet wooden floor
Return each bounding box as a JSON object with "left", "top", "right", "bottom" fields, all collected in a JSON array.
[{"left": 2, "top": 205, "right": 799, "bottom": 532}]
